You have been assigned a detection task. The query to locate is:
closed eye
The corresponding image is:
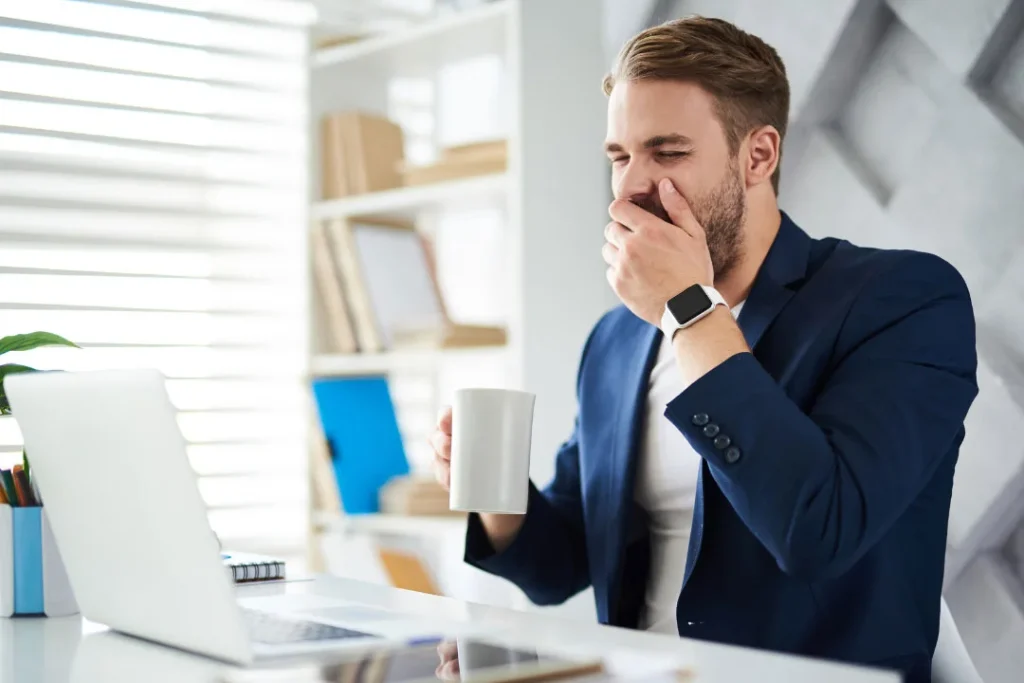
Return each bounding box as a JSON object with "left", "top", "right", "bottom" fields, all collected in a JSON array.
[{"left": 657, "top": 151, "right": 688, "bottom": 160}]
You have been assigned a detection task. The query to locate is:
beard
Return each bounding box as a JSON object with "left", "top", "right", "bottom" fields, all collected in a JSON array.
[{"left": 630, "top": 162, "right": 746, "bottom": 278}]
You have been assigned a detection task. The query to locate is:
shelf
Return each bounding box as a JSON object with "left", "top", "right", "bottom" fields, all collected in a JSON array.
[
  {"left": 311, "top": 350, "right": 437, "bottom": 376},
  {"left": 313, "top": 511, "right": 467, "bottom": 536},
  {"left": 313, "top": 1, "right": 510, "bottom": 75},
  {"left": 312, "top": 172, "right": 507, "bottom": 222},
  {"left": 311, "top": 346, "right": 505, "bottom": 377}
]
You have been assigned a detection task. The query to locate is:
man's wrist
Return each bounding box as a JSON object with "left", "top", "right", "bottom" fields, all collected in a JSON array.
[
  {"left": 670, "top": 306, "right": 749, "bottom": 385},
  {"left": 661, "top": 284, "right": 726, "bottom": 337},
  {"left": 478, "top": 511, "right": 526, "bottom": 553}
]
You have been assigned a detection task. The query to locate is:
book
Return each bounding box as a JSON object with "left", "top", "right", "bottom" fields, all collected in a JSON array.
[
  {"left": 376, "top": 549, "right": 441, "bottom": 596},
  {"left": 348, "top": 220, "right": 447, "bottom": 349},
  {"left": 444, "top": 139, "right": 507, "bottom": 164},
  {"left": 320, "top": 111, "right": 405, "bottom": 199},
  {"left": 320, "top": 114, "right": 349, "bottom": 198},
  {"left": 311, "top": 377, "right": 409, "bottom": 515},
  {"left": 401, "top": 137, "right": 507, "bottom": 186},
  {"left": 311, "top": 221, "right": 359, "bottom": 353},
  {"left": 222, "top": 552, "right": 286, "bottom": 583},
  {"left": 401, "top": 157, "right": 506, "bottom": 186},
  {"left": 378, "top": 475, "right": 464, "bottom": 516},
  {"left": 391, "top": 323, "right": 507, "bottom": 349},
  {"left": 310, "top": 415, "right": 343, "bottom": 515},
  {"left": 322, "top": 217, "right": 507, "bottom": 354},
  {"left": 324, "top": 219, "right": 384, "bottom": 353}
]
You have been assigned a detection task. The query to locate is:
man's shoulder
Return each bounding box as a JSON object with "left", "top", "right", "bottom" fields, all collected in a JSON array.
[{"left": 805, "top": 234, "right": 970, "bottom": 303}]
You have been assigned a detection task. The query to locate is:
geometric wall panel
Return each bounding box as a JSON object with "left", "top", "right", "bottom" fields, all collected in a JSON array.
[
  {"left": 834, "top": 14, "right": 944, "bottom": 204},
  {"left": 664, "top": 0, "right": 864, "bottom": 114},
  {"left": 970, "top": 0, "right": 1024, "bottom": 144},
  {"left": 661, "top": 0, "right": 1024, "bottom": 675},
  {"left": 886, "top": 89, "right": 1024, "bottom": 297},
  {"left": 948, "top": 357, "right": 1024, "bottom": 573},
  {"left": 779, "top": 129, "right": 893, "bottom": 246},
  {"left": 982, "top": 248, "right": 1024, "bottom": 355},
  {"left": 989, "top": 25, "right": 1024, "bottom": 130},
  {"left": 886, "top": 0, "right": 1017, "bottom": 77},
  {"left": 945, "top": 555, "right": 1024, "bottom": 683}
]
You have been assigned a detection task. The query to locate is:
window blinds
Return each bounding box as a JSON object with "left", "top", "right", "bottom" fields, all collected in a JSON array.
[{"left": 0, "top": 0, "right": 314, "bottom": 556}]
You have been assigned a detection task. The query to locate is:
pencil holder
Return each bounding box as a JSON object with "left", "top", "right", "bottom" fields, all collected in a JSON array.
[{"left": 0, "top": 505, "right": 77, "bottom": 617}]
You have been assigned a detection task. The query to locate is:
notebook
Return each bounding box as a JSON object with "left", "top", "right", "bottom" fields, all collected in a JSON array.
[
  {"left": 311, "top": 377, "right": 410, "bottom": 515},
  {"left": 222, "top": 552, "right": 286, "bottom": 583}
]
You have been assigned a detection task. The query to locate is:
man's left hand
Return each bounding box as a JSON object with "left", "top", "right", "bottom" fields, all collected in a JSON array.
[{"left": 603, "top": 178, "right": 715, "bottom": 327}]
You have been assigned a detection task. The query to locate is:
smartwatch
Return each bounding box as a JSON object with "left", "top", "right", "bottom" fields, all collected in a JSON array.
[{"left": 660, "top": 284, "right": 727, "bottom": 338}]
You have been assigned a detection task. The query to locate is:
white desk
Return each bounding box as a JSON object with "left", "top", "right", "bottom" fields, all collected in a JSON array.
[{"left": 0, "top": 575, "right": 899, "bottom": 683}]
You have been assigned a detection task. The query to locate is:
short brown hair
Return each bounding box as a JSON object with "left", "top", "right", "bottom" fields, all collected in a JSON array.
[{"left": 603, "top": 16, "right": 790, "bottom": 194}]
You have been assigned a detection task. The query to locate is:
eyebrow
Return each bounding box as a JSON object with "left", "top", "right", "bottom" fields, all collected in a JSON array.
[{"left": 604, "top": 134, "right": 694, "bottom": 154}]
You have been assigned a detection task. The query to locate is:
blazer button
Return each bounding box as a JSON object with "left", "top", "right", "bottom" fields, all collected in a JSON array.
[
  {"left": 702, "top": 423, "right": 720, "bottom": 438},
  {"left": 692, "top": 413, "right": 710, "bottom": 426},
  {"left": 714, "top": 435, "right": 731, "bottom": 450},
  {"left": 725, "top": 446, "right": 742, "bottom": 464}
]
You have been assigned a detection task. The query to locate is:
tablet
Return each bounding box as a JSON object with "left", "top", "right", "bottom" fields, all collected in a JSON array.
[{"left": 224, "top": 638, "right": 604, "bottom": 683}]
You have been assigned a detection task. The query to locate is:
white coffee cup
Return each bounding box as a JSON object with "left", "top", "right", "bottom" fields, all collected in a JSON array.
[{"left": 449, "top": 388, "right": 536, "bottom": 514}]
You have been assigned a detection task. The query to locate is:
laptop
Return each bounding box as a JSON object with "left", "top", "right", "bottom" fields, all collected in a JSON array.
[{"left": 4, "top": 368, "right": 441, "bottom": 664}]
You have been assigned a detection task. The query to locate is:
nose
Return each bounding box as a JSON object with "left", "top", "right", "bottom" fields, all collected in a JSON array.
[{"left": 613, "top": 157, "right": 659, "bottom": 202}]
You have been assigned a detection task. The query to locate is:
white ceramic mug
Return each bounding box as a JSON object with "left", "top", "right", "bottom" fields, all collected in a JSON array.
[{"left": 449, "top": 388, "right": 536, "bottom": 514}]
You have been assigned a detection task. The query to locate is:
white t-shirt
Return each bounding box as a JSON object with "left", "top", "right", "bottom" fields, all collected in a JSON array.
[{"left": 634, "top": 301, "right": 744, "bottom": 634}]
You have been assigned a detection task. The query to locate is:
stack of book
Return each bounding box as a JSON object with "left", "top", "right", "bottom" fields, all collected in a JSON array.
[
  {"left": 311, "top": 218, "right": 507, "bottom": 355},
  {"left": 379, "top": 475, "right": 462, "bottom": 516},
  {"left": 320, "top": 111, "right": 405, "bottom": 199},
  {"left": 320, "top": 111, "right": 508, "bottom": 198},
  {"left": 401, "top": 138, "right": 507, "bottom": 186}
]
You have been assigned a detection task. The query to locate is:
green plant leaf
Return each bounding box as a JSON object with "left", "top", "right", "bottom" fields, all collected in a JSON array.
[
  {"left": 0, "top": 363, "right": 38, "bottom": 415},
  {"left": 0, "top": 332, "right": 79, "bottom": 357}
]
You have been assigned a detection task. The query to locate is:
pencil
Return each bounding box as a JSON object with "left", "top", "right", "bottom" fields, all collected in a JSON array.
[
  {"left": 0, "top": 483, "right": 7, "bottom": 505},
  {"left": 11, "top": 465, "right": 36, "bottom": 507}
]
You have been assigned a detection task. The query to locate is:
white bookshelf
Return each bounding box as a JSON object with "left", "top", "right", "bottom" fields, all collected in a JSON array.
[
  {"left": 313, "top": 511, "right": 466, "bottom": 537},
  {"left": 312, "top": 172, "right": 506, "bottom": 221},
  {"left": 306, "top": 0, "right": 613, "bottom": 606},
  {"left": 311, "top": 346, "right": 504, "bottom": 377},
  {"left": 313, "top": 1, "right": 510, "bottom": 75}
]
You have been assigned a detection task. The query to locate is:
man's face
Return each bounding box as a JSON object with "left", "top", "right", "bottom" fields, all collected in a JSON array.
[{"left": 605, "top": 79, "right": 746, "bottom": 278}]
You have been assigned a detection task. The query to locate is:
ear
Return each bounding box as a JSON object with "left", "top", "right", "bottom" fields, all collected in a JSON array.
[{"left": 743, "top": 125, "right": 781, "bottom": 190}]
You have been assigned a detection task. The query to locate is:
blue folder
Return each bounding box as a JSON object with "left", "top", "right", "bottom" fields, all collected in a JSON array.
[{"left": 311, "top": 377, "right": 410, "bottom": 515}]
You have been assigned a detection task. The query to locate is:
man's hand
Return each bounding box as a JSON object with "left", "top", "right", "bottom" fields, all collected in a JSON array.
[
  {"left": 430, "top": 406, "right": 454, "bottom": 491},
  {"left": 603, "top": 178, "right": 714, "bottom": 326},
  {"left": 436, "top": 640, "right": 460, "bottom": 679}
]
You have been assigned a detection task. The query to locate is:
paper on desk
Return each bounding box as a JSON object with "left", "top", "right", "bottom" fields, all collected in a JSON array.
[{"left": 597, "top": 648, "right": 693, "bottom": 681}]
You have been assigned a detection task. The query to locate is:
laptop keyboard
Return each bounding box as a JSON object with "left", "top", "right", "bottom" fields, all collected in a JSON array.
[{"left": 242, "top": 608, "right": 378, "bottom": 645}]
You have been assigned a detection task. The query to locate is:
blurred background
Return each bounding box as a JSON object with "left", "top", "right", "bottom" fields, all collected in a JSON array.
[{"left": 0, "top": 0, "right": 1022, "bottom": 680}]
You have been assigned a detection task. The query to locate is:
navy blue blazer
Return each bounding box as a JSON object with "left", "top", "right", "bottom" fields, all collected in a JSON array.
[{"left": 465, "top": 212, "right": 978, "bottom": 682}]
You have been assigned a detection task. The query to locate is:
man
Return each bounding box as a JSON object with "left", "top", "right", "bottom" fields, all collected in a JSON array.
[{"left": 430, "top": 16, "right": 977, "bottom": 683}]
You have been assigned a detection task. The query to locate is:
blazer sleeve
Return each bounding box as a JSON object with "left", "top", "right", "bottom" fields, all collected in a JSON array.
[
  {"left": 463, "top": 325, "right": 599, "bottom": 606},
  {"left": 664, "top": 251, "right": 979, "bottom": 581}
]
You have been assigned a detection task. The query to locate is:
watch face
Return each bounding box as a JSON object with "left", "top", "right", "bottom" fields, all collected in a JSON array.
[{"left": 667, "top": 285, "right": 713, "bottom": 325}]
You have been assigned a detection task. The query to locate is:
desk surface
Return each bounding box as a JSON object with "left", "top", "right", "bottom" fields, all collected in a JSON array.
[{"left": 0, "top": 575, "right": 899, "bottom": 683}]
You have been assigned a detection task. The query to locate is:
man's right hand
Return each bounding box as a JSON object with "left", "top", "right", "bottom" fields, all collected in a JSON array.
[{"left": 430, "top": 406, "right": 526, "bottom": 552}]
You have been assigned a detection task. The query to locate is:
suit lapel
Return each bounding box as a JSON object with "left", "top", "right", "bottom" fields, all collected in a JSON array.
[
  {"left": 602, "top": 317, "right": 660, "bottom": 622},
  {"left": 737, "top": 211, "right": 812, "bottom": 350}
]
